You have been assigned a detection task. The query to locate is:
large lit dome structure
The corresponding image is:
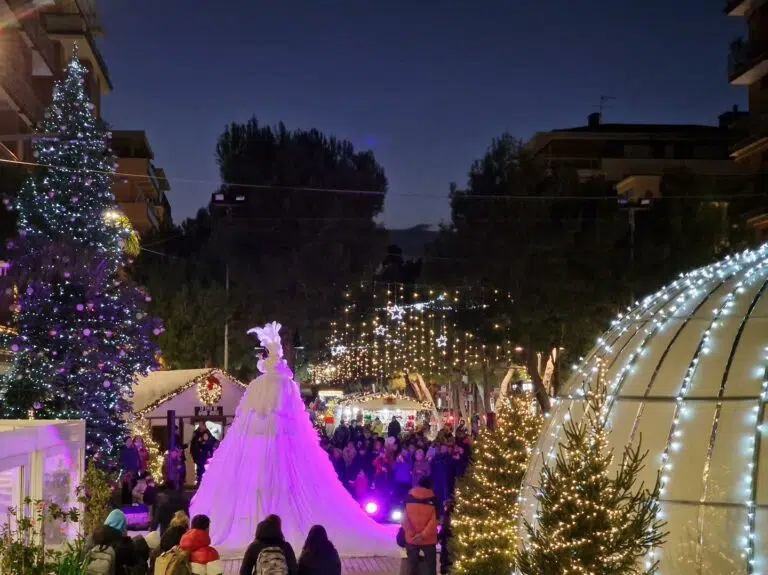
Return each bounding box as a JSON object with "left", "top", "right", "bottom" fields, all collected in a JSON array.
[{"left": 521, "top": 245, "right": 768, "bottom": 575}]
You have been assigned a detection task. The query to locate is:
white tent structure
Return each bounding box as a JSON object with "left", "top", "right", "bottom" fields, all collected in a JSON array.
[
  {"left": 132, "top": 368, "right": 247, "bottom": 485},
  {"left": 0, "top": 420, "right": 84, "bottom": 544},
  {"left": 521, "top": 245, "right": 768, "bottom": 574}
]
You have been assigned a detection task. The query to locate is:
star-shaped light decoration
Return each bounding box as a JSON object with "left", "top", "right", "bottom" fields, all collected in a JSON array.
[
  {"left": 436, "top": 335, "right": 448, "bottom": 348},
  {"left": 374, "top": 325, "right": 387, "bottom": 337},
  {"left": 388, "top": 305, "right": 405, "bottom": 321},
  {"left": 331, "top": 345, "right": 348, "bottom": 357}
]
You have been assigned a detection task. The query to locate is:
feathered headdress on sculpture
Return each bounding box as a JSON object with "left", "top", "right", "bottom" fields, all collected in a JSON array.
[{"left": 247, "top": 322, "right": 284, "bottom": 373}]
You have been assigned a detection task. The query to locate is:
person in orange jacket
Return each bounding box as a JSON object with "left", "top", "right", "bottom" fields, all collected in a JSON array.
[
  {"left": 179, "top": 515, "right": 223, "bottom": 575},
  {"left": 402, "top": 476, "right": 438, "bottom": 575}
]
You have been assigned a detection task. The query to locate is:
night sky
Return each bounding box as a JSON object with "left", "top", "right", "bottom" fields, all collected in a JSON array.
[{"left": 98, "top": 0, "right": 745, "bottom": 229}]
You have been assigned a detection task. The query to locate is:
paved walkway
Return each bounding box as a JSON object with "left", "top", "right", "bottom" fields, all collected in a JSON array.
[{"left": 223, "top": 556, "right": 404, "bottom": 575}]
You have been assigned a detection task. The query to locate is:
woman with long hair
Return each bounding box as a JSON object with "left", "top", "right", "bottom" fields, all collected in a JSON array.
[
  {"left": 298, "top": 525, "right": 341, "bottom": 575},
  {"left": 149, "top": 510, "right": 189, "bottom": 573},
  {"left": 134, "top": 435, "right": 149, "bottom": 474}
]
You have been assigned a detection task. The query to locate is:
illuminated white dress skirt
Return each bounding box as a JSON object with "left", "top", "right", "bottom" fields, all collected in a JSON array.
[{"left": 189, "top": 322, "right": 399, "bottom": 557}]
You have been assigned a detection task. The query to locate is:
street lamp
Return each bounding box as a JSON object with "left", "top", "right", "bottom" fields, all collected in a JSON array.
[
  {"left": 209, "top": 191, "right": 248, "bottom": 371},
  {"left": 617, "top": 190, "right": 653, "bottom": 303}
]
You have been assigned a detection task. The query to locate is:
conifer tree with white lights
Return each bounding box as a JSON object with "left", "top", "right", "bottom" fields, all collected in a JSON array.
[
  {"left": 516, "top": 383, "right": 667, "bottom": 575},
  {"left": 451, "top": 392, "right": 542, "bottom": 575},
  {"left": 0, "top": 50, "right": 161, "bottom": 463}
]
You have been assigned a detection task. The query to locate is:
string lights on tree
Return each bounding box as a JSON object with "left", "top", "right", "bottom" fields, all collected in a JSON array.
[
  {"left": 0, "top": 49, "right": 161, "bottom": 464},
  {"left": 451, "top": 392, "right": 542, "bottom": 575},
  {"left": 517, "top": 380, "right": 667, "bottom": 575},
  {"left": 324, "top": 283, "right": 520, "bottom": 386},
  {"left": 129, "top": 416, "right": 164, "bottom": 481}
]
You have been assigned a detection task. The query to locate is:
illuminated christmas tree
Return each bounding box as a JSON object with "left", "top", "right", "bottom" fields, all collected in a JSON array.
[
  {"left": 516, "top": 383, "right": 667, "bottom": 575},
  {"left": 130, "top": 417, "right": 164, "bottom": 480},
  {"left": 451, "top": 393, "right": 542, "bottom": 575},
  {"left": 0, "top": 50, "right": 161, "bottom": 462}
]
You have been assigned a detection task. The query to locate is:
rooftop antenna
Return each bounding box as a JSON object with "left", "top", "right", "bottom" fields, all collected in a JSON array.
[{"left": 594, "top": 95, "right": 617, "bottom": 120}]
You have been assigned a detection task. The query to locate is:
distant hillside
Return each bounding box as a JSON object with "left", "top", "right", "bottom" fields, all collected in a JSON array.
[{"left": 386, "top": 225, "right": 439, "bottom": 259}]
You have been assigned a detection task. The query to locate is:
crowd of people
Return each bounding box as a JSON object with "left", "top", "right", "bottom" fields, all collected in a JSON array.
[
  {"left": 89, "top": 479, "right": 447, "bottom": 575},
  {"left": 107, "top": 415, "right": 474, "bottom": 574},
  {"left": 82, "top": 508, "right": 343, "bottom": 575},
  {"left": 317, "top": 414, "right": 474, "bottom": 574},
  {"left": 322, "top": 415, "right": 472, "bottom": 517}
]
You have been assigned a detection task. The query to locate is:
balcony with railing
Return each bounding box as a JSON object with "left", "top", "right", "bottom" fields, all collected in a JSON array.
[
  {"left": 729, "top": 114, "right": 768, "bottom": 157},
  {"left": 4, "top": 0, "right": 57, "bottom": 76},
  {"left": 40, "top": 12, "right": 112, "bottom": 91},
  {"left": 729, "top": 37, "right": 768, "bottom": 85},
  {"left": 0, "top": 31, "right": 45, "bottom": 124},
  {"left": 725, "top": 0, "right": 766, "bottom": 16},
  {"left": 147, "top": 163, "right": 162, "bottom": 197}
]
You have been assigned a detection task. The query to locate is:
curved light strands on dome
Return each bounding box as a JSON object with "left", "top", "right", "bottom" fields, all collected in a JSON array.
[
  {"left": 747, "top": 344, "right": 768, "bottom": 574},
  {"left": 520, "top": 271, "right": 711, "bottom": 542},
  {"left": 644, "top": 255, "right": 765, "bottom": 571},
  {"left": 521, "top": 245, "right": 768, "bottom": 573}
]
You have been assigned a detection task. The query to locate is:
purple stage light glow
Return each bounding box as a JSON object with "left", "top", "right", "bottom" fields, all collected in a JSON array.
[{"left": 364, "top": 501, "right": 379, "bottom": 515}]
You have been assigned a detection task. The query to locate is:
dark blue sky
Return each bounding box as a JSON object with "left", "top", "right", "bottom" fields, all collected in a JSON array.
[{"left": 99, "top": 0, "right": 746, "bottom": 229}]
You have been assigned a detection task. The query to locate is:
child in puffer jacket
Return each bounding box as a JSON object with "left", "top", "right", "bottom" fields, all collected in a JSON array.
[{"left": 179, "top": 515, "right": 223, "bottom": 575}]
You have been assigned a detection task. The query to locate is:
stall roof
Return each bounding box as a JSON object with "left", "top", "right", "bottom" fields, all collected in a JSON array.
[
  {"left": 132, "top": 368, "right": 247, "bottom": 416},
  {"left": 337, "top": 392, "right": 432, "bottom": 411}
]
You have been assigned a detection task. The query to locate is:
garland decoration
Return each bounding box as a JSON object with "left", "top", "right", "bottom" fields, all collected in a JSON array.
[
  {"left": 135, "top": 369, "right": 246, "bottom": 417},
  {"left": 198, "top": 374, "right": 223, "bottom": 406}
]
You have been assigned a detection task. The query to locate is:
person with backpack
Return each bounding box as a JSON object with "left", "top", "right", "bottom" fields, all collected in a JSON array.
[
  {"left": 297, "top": 525, "right": 341, "bottom": 575},
  {"left": 178, "top": 515, "right": 223, "bottom": 575},
  {"left": 239, "top": 514, "right": 298, "bottom": 575},
  {"left": 84, "top": 509, "right": 138, "bottom": 575},
  {"left": 150, "top": 511, "right": 189, "bottom": 574}
]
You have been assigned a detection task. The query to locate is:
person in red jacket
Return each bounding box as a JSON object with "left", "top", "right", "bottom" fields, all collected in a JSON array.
[
  {"left": 402, "top": 477, "right": 438, "bottom": 575},
  {"left": 179, "top": 515, "right": 223, "bottom": 575}
]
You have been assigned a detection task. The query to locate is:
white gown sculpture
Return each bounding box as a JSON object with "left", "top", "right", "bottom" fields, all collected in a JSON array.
[{"left": 189, "top": 322, "right": 399, "bottom": 557}]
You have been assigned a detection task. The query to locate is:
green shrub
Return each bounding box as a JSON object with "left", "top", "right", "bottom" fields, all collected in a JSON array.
[{"left": 76, "top": 462, "right": 115, "bottom": 536}]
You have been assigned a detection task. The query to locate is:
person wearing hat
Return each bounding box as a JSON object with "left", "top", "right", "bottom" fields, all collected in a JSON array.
[{"left": 83, "top": 509, "right": 138, "bottom": 575}]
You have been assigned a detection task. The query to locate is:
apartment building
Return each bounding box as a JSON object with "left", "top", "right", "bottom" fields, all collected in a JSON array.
[
  {"left": 525, "top": 111, "right": 746, "bottom": 203},
  {"left": 112, "top": 130, "right": 172, "bottom": 235},
  {"left": 0, "top": 0, "right": 171, "bottom": 235},
  {"left": 0, "top": 0, "right": 110, "bottom": 161},
  {"left": 726, "top": 0, "right": 768, "bottom": 236}
]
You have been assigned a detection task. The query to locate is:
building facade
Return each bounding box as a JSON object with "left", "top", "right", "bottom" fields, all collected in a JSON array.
[
  {"left": 0, "top": 0, "right": 171, "bottom": 235},
  {"left": 0, "top": 0, "right": 110, "bottom": 162},
  {"left": 112, "top": 130, "right": 172, "bottom": 235},
  {"left": 526, "top": 112, "right": 745, "bottom": 202},
  {"left": 727, "top": 0, "right": 768, "bottom": 237},
  {"left": 0, "top": 2, "right": 171, "bottom": 357}
]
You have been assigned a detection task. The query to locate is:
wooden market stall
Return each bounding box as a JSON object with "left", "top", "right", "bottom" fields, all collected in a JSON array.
[
  {"left": 334, "top": 392, "right": 434, "bottom": 434},
  {"left": 131, "top": 368, "right": 247, "bottom": 486}
]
